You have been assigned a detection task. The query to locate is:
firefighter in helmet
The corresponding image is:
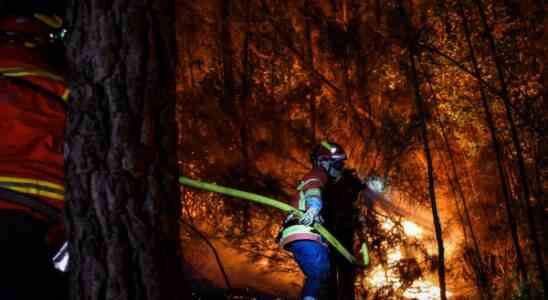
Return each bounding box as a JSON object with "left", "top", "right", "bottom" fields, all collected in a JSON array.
[
  {"left": 0, "top": 1, "right": 68, "bottom": 299},
  {"left": 278, "top": 141, "right": 347, "bottom": 300}
]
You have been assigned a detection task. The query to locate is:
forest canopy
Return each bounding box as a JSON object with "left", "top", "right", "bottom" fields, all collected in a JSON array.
[{"left": 175, "top": 0, "right": 546, "bottom": 299}]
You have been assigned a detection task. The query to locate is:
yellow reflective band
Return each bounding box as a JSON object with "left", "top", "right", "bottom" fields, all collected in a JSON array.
[
  {"left": 0, "top": 67, "right": 65, "bottom": 83},
  {"left": 33, "top": 14, "right": 63, "bottom": 29},
  {"left": 0, "top": 176, "right": 64, "bottom": 191},
  {"left": 299, "top": 191, "right": 306, "bottom": 210},
  {"left": 2, "top": 186, "right": 63, "bottom": 201}
]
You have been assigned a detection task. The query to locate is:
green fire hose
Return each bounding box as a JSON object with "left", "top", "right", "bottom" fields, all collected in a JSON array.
[{"left": 179, "top": 176, "right": 369, "bottom": 267}]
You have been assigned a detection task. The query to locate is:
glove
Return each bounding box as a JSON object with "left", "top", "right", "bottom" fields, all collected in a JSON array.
[
  {"left": 299, "top": 206, "right": 321, "bottom": 226},
  {"left": 283, "top": 211, "right": 297, "bottom": 224},
  {"left": 52, "top": 241, "right": 69, "bottom": 272}
]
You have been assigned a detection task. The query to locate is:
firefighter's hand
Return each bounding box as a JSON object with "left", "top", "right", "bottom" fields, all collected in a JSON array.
[{"left": 299, "top": 207, "right": 320, "bottom": 226}]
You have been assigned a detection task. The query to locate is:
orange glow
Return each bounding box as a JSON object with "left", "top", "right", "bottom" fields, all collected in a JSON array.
[
  {"left": 368, "top": 266, "right": 452, "bottom": 299},
  {"left": 381, "top": 218, "right": 395, "bottom": 231},
  {"left": 387, "top": 247, "right": 403, "bottom": 264},
  {"left": 403, "top": 279, "right": 453, "bottom": 299},
  {"left": 366, "top": 242, "right": 452, "bottom": 299},
  {"left": 367, "top": 265, "right": 402, "bottom": 289},
  {"left": 402, "top": 220, "right": 423, "bottom": 237}
]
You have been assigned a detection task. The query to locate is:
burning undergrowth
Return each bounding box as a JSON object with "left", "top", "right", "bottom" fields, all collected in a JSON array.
[{"left": 355, "top": 202, "right": 453, "bottom": 299}]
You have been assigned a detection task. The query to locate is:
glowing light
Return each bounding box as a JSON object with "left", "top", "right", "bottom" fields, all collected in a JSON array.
[
  {"left": 387, "top": 247, "right": 402, "bottom": 264},
  {"left": 403, "top": 279, "right": 452, "bottom": 299},
  {"left": 402, "top": 220, "right": 423, "bottom": 237},
  {"left": 366, "top": 177, "right": 384, "bottom": 193},
  {"left": 366, "top": 247, "right": 452, "bottom": 299},
  {"left": 367, "top": 265, "right": 401, "bottom": 289},
  {"left": 368, "top": 270, "right": 452, "bottom": 299},
  {"left": 382, "top": 219, "right": 395, "bottom": 231}
]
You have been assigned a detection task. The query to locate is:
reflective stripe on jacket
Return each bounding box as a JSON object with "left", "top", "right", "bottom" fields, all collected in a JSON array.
[
  {"left": 0, "top": 42, "right": 66, "bottom": 216},
  {"left": 279, "top": 166, "right": 328, "bottom": 249}
]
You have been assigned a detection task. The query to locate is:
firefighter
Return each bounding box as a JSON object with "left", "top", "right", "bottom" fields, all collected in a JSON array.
[
  {"left": 278, "top": 141, "right": 347, "bottom": 300},
  {"left": 0, "top": 2, "right": 68, "bottom": 299}
]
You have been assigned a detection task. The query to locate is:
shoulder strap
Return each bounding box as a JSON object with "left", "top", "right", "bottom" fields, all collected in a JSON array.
[{"left": 297, "top": 178, "right": 322, "bottom": 191}]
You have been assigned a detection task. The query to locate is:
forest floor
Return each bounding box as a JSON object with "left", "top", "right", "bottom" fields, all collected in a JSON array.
[{"left": 183, "top": 237, "right": 302, "bottom": 300}]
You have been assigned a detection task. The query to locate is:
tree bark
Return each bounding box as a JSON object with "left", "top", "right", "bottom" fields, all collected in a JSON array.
[{"left": 64, "top": 1, "right": 186, "bottom": 299}]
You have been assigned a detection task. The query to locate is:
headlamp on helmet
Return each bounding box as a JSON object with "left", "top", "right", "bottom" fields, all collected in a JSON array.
[{"left": 311, "top": 141, "right": 347, "bottom": 178}]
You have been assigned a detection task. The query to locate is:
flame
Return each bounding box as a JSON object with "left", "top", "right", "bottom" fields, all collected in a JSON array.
[
  {"left": 382, "top": 218, "right": 423, "bottom": 238},
  {"left": 368, "top": 270, "right": 452, "bottom": 299},
  {"left": 402, "top": 220, "right": 423, "bottom": 237},
  {"left": 367, "top": 265, "right": 401, "bottom": 289},
  {"left": 387, "top": 247, "right": 403, "bottom": 264},
  {"left": 381, "top": 219, "right": 395, "bottom": 231},
  {"left": 403, "top": 279, "right": 452, "bottom": 299},
  {"left": 366, "top": 242, "right": 452, "bottom": 299}
]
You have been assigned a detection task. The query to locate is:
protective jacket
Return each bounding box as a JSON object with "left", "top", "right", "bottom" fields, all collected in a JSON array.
[
  {"left": 279, "top": 166, "right": 328, "bottom": 248},
  {"left": 0, "top": 16, "right": 67, "bottom": 221}
]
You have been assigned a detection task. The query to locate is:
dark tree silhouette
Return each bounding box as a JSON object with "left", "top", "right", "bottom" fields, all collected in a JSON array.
[
  {"left": 398, "top": 1, "right": 447, "bottom": 299},
  {"left": 64, "top": 1, "right": 188, "bottom": 299}
]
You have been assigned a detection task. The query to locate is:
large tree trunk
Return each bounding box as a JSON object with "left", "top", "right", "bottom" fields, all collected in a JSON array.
[{"left": 64, "top": 1, "right": 186, "bottom": 299}]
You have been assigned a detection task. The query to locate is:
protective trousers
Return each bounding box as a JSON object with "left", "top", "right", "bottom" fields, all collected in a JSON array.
[{"left": 287, "top": 240, "right": 330, "bottom": 300}]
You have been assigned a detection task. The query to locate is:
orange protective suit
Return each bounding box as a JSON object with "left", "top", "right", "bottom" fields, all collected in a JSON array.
[
  {"left": 0, "top": 13, "right": 68, "bottom": 300},
  {"left": 0, "top": 15, "right": 67, "bottom": 223}
]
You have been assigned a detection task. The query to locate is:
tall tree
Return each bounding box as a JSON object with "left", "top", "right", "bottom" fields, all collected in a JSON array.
[
  {"left": 398, "top": 2, "right": 447, "bottom": 299},
  {"left": 456, "top": 0, "right": 531, "bottom": 292},
  {"left": 64, "top": 1, "right": 187, "bottom": 299},
  {"left": 438, "top": 120, "right": 491, "bottom": 299},
  {"left": 408, "top": 49, "right": 447, "bottom": 300},
  {"left": 421, "top": 41, "right": 491, "bottom": 297}
]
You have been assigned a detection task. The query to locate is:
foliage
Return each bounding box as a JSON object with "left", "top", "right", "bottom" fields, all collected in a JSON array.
[{"left": 176, "top": 0, "right": 547, "bottom": 298}]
